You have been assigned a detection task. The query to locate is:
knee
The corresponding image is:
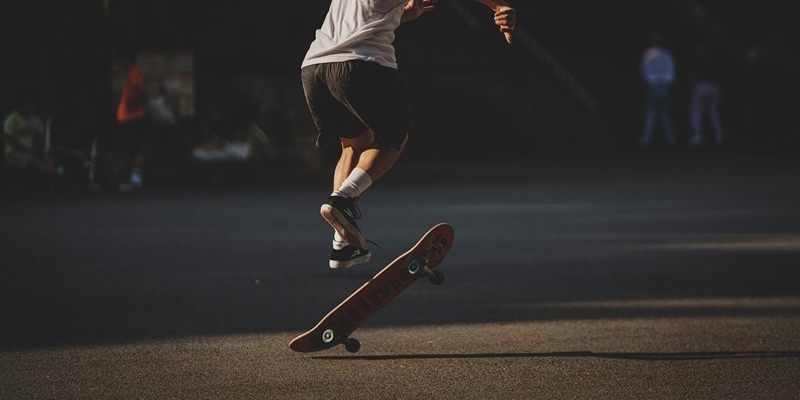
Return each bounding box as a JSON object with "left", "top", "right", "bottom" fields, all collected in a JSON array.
[
  {"left": 341, "top": 130, "right": 408, "bottom": 154},
  {"left": 341, "top": 130, "right": 374, "bottom": 153}
]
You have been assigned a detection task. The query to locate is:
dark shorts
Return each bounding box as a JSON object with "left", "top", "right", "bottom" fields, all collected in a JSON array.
[{"left": 301, "top": 60, "right": 412, "bottom": 150}]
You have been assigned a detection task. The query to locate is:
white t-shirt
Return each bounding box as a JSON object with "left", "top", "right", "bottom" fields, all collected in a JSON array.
[{"left": 301, "top": 0, "right": 407, "bottom": 69}]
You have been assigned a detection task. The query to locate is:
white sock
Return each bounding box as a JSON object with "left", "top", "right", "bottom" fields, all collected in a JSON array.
[
  {"left": 333, "top": 231, "right": 347, "bottom": 250},
  {"left": 333, "top": 167, "right": 372, "bottom": 199}
]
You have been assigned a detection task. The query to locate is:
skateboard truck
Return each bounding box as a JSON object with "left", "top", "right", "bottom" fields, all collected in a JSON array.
[
  {"left": 322, "top": 328, "right": 361, "bottom": 353},
  {"left": 407, "top": 257, "right": 445, "bottom": 285}
]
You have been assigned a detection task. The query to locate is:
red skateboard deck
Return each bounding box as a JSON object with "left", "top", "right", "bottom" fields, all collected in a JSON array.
[{"left": 289, "top": 222, "right": 455, "bottom": 353}]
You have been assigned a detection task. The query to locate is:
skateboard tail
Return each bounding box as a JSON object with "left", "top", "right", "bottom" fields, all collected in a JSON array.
[{"left": 289, "top": 331, "right": 336, "bottom": 353}]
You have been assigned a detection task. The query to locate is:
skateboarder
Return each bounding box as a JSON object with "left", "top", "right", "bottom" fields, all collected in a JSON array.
[{"left": 301, "top": 0, "right": 516, "bottom": 269}]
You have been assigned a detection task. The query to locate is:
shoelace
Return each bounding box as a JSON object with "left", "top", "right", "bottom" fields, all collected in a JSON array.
[
  {"left": 346, "top": 203, "right": 381, "bottom": 249},
  {"left": 346, "top": 203, "right": 363, "bottom": 220}
]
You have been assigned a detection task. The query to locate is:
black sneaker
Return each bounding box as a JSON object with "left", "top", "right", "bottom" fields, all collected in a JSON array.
[
  {"left": 320, "top": 195, "right": 366, "bottom": 248},
  {"left": 329, "top": 245, "right": 371, "bottom": 269}
]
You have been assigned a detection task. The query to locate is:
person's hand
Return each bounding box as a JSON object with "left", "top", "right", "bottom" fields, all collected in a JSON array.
[
  {"left": 402, "top": 0, "right": 437, "bottom": 23},
  {"left": 494, "top": 5, "right": 516, "bottom": 44}
]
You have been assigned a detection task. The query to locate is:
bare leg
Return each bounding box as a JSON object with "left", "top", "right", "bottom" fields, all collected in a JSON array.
[
  {"left": 324, "top": 129, "right": 408, "bottom": 247},
  {"left": 333, "top": 141, "right": 359, "bottom": 191},
  {"left": 334, "top": 129, "right": 408, "bottom": 190}
]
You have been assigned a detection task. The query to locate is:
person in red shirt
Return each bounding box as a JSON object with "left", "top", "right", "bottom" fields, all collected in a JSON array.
[{"left": 115, "top": 48, "right": 148, "bottom": 190}]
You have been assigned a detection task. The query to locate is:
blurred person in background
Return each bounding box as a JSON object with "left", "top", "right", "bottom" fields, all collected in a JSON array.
[
  {"left": 640, "top": 31, "right": 678, "bottom": 148},
  {"left": 301, "top": 0, "right": 516, "bottom": 269},
  {"left": 689, "top": 40, "right": 725, "bottom": 147},
  {"left": 148, "top": 83, "right": 178, "bottom": 128},
  {"left": 115, "top": 47, "right": 149, "bottom": 191},
  {"left": 3, "top": 92, "right": 62, "bottom": 191}
]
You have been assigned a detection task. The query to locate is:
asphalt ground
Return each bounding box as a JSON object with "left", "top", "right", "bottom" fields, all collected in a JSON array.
[{"left": 1, "top": 153, "right": 799, "bottom": 399}]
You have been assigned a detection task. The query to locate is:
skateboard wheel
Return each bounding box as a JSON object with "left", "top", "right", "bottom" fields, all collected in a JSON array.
[
  {"left": 322, "top": 329, "right": 336, "bottom": 344},
  {"left": 429, "top": 270, "right": 445, "bottom": 285},
  {"left": 344, "top": 338, "right": 361, "bottom": 353},
  {"left": 407, "top": 258, "right": 425, "bottom": 275}
]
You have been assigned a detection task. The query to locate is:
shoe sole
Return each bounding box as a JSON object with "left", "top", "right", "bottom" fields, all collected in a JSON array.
[
  {"left": 320, "top": 204, "right": 366, "bottom": 248},
  {"left": 329, "top": 251, "right": 372, "bottom": 269}
]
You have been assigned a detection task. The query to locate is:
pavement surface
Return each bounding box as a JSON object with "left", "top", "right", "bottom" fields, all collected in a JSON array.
[{"left": 2, "top": 153, "right": 799, "bottom": 399}]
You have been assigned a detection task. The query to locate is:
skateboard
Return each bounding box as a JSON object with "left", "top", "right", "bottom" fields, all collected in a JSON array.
[{"left": 289, "top": 222, "right": 455, "bottom": 353}]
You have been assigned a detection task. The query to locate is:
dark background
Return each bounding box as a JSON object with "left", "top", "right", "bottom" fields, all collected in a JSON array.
[
  {"left": 1, "top": 0, "right": 797, "bottom": 180},
  {"left": 2, "top": 3, "right": 799, "bottom": 397}
]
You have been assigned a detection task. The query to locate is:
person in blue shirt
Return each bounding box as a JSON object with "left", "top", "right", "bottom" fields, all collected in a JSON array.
[{"left": 640, "top": 31, "right": 678, "bottom": 148}]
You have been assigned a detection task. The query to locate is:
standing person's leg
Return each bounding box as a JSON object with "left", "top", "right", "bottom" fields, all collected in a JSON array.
[
  {"left": 706, "top": 84, "right": 725, "bottom": 146},
  {"left": 659, "top": 92, "right": 676, "bottom": 146},
  {"left": 117, "top": 119, "right": 145, "bottom": 190},
  {"left": 690, "top": 84, "right": 704, "bottom": 147},
  {"left": 116, "top": 122, "right": 134, "bottom": 190},
  {"left": 641, "top": 87, "right": 657, "bottom": 148},
  {"left": 130, "top": 118, "right": 149, "bottom": 188}
]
